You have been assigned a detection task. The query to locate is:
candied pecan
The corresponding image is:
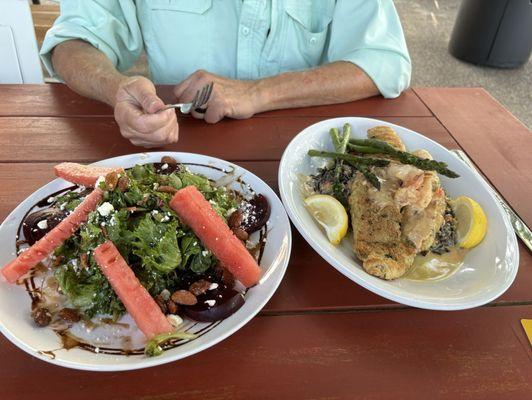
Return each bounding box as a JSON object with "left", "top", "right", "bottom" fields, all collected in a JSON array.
[
  {"left": 105, "top": 171, "right": 119, "bottom": 191},
  {"left": 228, "top": 209, "right": 243, "bottom": 230},
  {"left": 214, "top": 262, "right": 235, "bottom": 286},
  {"left": 52, "top": 255, "right": 64, "bottom": 268},
  {"left": 32, "top": 307, "right": 52, "bottom": 327},
  {"left": 157, "top": 185, "right": 178, "bottom": 194},
  {"left": 166, "top": 300, "right": 178, "bottom": 314},
  {"left": 161, "top": 156, "right": 178, "bottom": 165},
  {"left": 233, "top": 227, "right": 249, "bottom": 241},
  {"left": 79, "top": 253, "right": 88, "bottom": 269},
  {"left": 189, "top": 279, "right": 212, "bottom": 296},
  {"left": 155, "top": 294, "right": 168, "bottom": 314},
  {"left": 170, "top": 290, "right": 197, "bottom": 305},
  {"left": 58, "top": 308, "right": 80, "bottom": 323},
  {"left": 117, "top": 175, "right": 130, "bottom": 192}
]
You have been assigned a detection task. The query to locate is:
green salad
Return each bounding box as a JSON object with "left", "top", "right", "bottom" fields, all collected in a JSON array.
[{"left": 52, "top": 162, "right": 238, "bottom": 319}]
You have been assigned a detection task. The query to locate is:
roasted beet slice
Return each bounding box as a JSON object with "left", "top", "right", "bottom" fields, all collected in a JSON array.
[
  {"left": 240, "top": 194, "right": 270, "bottom": 233},
  {"left": 181, "top": 287, "right": 245, "bottom": 322},
  {"left": 23, "top": 208, "right": 66, "bottom": 245},
  {"left": 153, "top": 162, "right": 180, "bottom": 175}
]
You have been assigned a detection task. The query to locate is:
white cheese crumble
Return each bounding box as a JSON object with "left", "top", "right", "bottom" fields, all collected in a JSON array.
[
  {"left": 95, "top": 176, "right": 105, "bottom": 188},
  {"left": 97, "top": 202, "right": 114, "bottom": 216},
  {"left": 208, "top": 283, "right": 219, "bottom": 291},
  {"left": 167, "top": 314, "right": 183, "bottom": 328},
  {"left": 37, "top": 220, "right": 48, "bottom": 230},
  {"left": 46, "top": 196, "right": 55, "bottom": 203},
  {"left": 161, "top": 163, "right": 169, "bottom": 170},
  {"left": 204, "top": 299, "right": 216, "bottom": 307}
]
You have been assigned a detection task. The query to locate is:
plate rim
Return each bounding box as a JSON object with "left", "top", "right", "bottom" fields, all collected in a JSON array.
[
  {"left": 0, "top": 151, "right": 292, "bottom": 371},
  {"left": 278, "top": 116, "right": 519, "bottom": 311}
]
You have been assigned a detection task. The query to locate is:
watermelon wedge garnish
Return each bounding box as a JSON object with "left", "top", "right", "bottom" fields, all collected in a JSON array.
[
  {"left": 54, "top": 162, "right": 124, "bottom": 187},
  {"left": 170, "top": 186, "right": 261, "bottom": 287},
  {"left": 93, "top": 241, "right": 173, "bottom": 339},
  {"left": 2, "top": 188, "right": 103, "bottom": 283}
]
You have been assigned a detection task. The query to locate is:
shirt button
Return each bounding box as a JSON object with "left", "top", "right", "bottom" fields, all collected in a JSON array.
[
  {"left": 241, "top": 26, "right": 250, "bottom": 36},
  {"left": 309, "top": 37, "right": 317, "bottom": 45}
]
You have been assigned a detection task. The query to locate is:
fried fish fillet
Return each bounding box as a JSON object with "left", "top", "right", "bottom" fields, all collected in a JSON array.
[
  {"left": 349, "top": 128, "right": 446, "bottom": 279},
  {"left": 350, "top": 173, "right": 417, "bottom": 279}
]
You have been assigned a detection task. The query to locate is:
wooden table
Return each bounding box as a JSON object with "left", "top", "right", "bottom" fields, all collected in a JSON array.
[{"left": 0, "top": 85, "right": 531, "bottom": 400}]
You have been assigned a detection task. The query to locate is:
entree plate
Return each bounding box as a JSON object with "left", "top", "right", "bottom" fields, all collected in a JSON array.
[
  {"left": 0, "top": 152, "right": 291, "bottom": 371},
  {"left": 278, "top": 117, "right": 518, "bottom": 310}
]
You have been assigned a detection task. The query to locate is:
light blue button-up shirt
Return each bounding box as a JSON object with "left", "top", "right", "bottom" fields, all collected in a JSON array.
[{"left": 41, "top": 0, "right": 411, "bottom": 98}]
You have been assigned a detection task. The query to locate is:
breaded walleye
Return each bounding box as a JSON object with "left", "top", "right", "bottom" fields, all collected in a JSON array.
[{"left": 349, "top": 127, "right": 446, "bottom": 280}]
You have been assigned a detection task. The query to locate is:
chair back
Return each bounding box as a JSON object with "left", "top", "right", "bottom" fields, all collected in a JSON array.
[{"left": 0, "top": 0, "right": 43, "bottom": 83}]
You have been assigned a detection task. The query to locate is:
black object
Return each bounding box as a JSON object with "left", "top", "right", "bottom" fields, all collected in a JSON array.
[{"left": 449, "top": 0, "right": 532, "bottom": 68}]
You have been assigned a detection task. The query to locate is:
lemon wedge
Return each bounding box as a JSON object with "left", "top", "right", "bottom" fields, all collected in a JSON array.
[
  {"left": 451, "top": 196, "right": 488, "bottom": 249},
  {"left": 304, "top": 194, "right": 348, "bottom": 245}
]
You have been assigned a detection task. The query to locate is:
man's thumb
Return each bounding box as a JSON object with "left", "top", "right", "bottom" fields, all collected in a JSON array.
[{"left": 129, "top": 79, "right": 165, "bottom": 114}]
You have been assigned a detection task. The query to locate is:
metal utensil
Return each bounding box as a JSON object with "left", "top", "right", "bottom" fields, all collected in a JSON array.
[
  {"left": 451, "top": 149, "right": 532, "bottom": 252},
  {"left": 158, "top": 81, "right": 213, "bottom": 114}
]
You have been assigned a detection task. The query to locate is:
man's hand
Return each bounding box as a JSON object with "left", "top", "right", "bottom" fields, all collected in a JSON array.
[
  {"left": 173, "top": 70, "right": 264, "bottom": 124},
  {"left": 114, "top": 76, "right": 179, "bottom": 147}
]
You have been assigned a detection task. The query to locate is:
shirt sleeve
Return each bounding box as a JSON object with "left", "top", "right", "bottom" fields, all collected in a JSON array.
[
  {"left": 326, "top": 0, "right": 411, "bottom": 98},
  {"left": 40, "top": 0, "right": 143, "bottom": 79}
]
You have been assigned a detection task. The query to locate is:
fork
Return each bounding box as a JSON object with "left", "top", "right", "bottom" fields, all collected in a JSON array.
[{"left": 157, "top": 81, "right": 214, "bottom": 114}]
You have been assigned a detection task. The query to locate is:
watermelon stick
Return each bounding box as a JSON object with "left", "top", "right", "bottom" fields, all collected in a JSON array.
[
  {"left": 170, "top": 186, "right": 262, "bottom": 288},
  {"left": 93, "top": 241, "right": 174, "bottom": 340},
  {"left": 2, "top": 188, "right": 103, "bottom": 283}
]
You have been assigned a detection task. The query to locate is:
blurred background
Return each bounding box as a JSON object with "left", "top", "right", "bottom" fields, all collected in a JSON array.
[{"left": 4, "top": 0, "right": 532, "bottom": 128}]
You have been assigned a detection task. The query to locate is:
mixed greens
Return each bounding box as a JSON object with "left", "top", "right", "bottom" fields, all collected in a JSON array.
[{"left": 52, "top": 163, "right": 238, "bottom": 319}]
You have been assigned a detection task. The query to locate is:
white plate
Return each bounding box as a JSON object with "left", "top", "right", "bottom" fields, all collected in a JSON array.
[
  {"left": 0, "top": 152, "right": 291, "bottom": 371},
  {"left": 279, "top": 117, "right": 518, "bottom": 310}
]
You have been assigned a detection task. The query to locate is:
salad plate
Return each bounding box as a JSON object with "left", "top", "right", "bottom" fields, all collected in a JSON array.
[
  {"left": 0, "top": 152, "right": 291, "bottom": 371},
  {"left": 279, "top": 117, "right": 518, "bottom": 310}
]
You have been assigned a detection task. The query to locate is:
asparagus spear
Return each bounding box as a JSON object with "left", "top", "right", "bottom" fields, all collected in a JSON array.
[
  {"left": 346, "top": 143, "right": 381, "bottom": 154},
  {"left": 353, "top": 163, "right": 382, "bottom": 190},
  {"left": 349, "top": 138, "right": 460, "bottom": 178},
  {"left": 330, "top": 125, "right": 352, "bottom": 203},
  {"left": 308, "top": 150, "right": 390, "bottom": 167},
  {"left": 329, "top": 127, "right": 342, "bottom": 151}
]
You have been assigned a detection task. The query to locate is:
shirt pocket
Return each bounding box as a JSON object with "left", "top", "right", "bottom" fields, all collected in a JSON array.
[
  {"left": 150, "top": 0, "right": 212, "bottom": 13},
  {"left": 282, "top": 0, "right": 335, "bottom": 69}
]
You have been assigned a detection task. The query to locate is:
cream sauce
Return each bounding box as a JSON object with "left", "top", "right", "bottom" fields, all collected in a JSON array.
[{"left": 405, "top": 247, "right": 468, "bottom": 281}]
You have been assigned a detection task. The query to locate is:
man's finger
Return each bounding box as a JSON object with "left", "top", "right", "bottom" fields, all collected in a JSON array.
[
  {"left": 124, "top": 78, "right": 165, "bottom": 113},
  {"left": 204, "top": 105, "right": 224, "bottom": 124},
  {"left": 130, "top": 138, "right": 161, "bottom": 148},
  {"left": 129, "top": 108, "right": 174, "bottom": 134},
  {"left": 173, "top": 76, "right": 194, "bottom": 100}
]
